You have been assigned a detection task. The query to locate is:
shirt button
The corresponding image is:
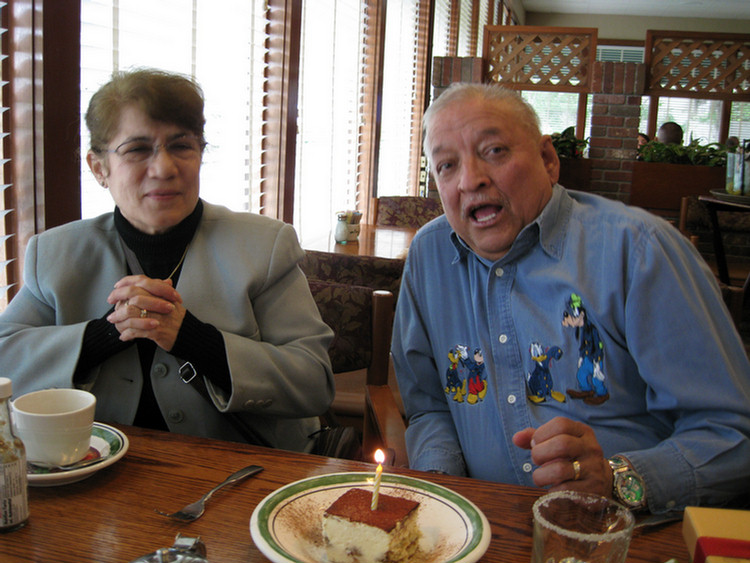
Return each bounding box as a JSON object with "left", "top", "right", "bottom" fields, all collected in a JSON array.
[
  {"left": 523, "top": 463, "right": 533, "bottom": 473},
  {"left": 153, "top": 363, "right": 168, "bottom": 377},
  {"left": 498, "top": 334, "right": 508, "bottom": 344},
  {"left": 167, "top": 409, "right": 184, "bottom": 423},
  {"left": 495, "top": 267, "right": 504, "bottom": 277},
  {"left": 507, "top": 394, "right": 517, "bottom": 404},
  {"left": 666, "top": 500, "right": 676, "bottom": 509}
]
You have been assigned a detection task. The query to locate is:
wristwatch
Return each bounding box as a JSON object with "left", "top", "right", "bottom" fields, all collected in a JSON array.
[{"left": 608, "top": 455, "right": 647, "bottom": 511}]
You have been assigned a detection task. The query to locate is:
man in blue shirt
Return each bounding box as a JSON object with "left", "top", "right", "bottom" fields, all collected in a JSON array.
[{"left": 392, "top": 83, "right": 750, "bottom": 516}]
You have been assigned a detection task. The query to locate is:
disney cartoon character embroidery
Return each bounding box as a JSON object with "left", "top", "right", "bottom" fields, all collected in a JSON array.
[
  {"left": 562, "top": 293, "right": 610, "bottom": 405},
  {"left": 444, "top": 345, "right": 487, "bottom": 404},
  {"left": 445, "top": 345, "right": 468, "bottom": 402},
  {"left": 465, "top": 348, "right": 487, "bottom": 404},
  {"left": 526, "top": 342, "right": 565, "bottom": 403}
]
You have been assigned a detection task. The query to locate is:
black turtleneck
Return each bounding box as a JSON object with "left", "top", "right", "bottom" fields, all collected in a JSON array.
[{"left": 73, "top": 200, "right": 232, "bottom": 430}]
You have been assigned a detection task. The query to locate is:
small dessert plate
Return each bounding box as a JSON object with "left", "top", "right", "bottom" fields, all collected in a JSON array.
[
  {"left": 26, "top": 422, "right": 129, "bottom": 487},
  {"left": 250, "top": 472, "right": 490, "bottom": 563}
]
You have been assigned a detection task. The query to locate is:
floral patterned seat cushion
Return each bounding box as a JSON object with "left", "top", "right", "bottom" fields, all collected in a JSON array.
[
  {"left": 307, "top": 279, "right": 375, "bottom": 374},
  {"left": 375, "top": 196, "right": 444, "bottom": 228},
  {"left": 300, "top": 250, "right": 404, "bottom": 303}
]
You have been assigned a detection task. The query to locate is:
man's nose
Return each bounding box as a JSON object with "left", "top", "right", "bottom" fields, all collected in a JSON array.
[{"left": 458, "top": 156, "right": 489, "bottom": 192}]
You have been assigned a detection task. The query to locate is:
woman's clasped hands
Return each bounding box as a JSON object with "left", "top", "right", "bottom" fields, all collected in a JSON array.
[{"left": 106, "top": 275, "right": 186, "bottom": 351}]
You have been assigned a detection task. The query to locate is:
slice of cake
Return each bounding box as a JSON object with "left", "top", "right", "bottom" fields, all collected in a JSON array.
[{"left": 322, "top": 487, "right": 421, "bottom": 563}]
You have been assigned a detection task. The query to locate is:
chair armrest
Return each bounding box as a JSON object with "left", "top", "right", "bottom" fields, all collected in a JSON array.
[{"left": 364, "top": 384, "right": 408, "bottom": 468}]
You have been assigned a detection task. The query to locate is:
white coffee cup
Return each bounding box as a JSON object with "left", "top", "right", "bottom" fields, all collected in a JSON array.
[{"left": 11, "top": 388, "right": 96, "bottom": 466}]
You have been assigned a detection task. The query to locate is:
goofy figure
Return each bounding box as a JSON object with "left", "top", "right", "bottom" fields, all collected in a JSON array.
[{"left": 562, "top": 293, "right": 610, "bottom": 405}]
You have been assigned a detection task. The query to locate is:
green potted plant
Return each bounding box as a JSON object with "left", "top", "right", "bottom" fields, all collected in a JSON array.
[
  {"left": 637, "top": 139, "right": 727, "bottom": 167},
  {"left": 631, "top": 138, "right": 728, "bottom": 219},
  {"left": 552, "top": 127, "right": 591, "bottom": 190},
  {"left": 551, "top": 126, "right": 589, "bottom": 159}
]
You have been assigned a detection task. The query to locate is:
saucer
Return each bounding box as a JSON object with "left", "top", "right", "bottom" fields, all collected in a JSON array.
[{"left": 27, "top": 422, "right": 129, "bottom": 487}]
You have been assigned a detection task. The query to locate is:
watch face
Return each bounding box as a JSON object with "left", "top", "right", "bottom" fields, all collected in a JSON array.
[{"left": 616, "top": 473, "right": 645, "bottom": 506}]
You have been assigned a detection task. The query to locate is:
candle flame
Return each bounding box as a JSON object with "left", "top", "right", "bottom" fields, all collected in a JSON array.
[{"left": 374, "top": 449, "right": 385, "bottom": 464}]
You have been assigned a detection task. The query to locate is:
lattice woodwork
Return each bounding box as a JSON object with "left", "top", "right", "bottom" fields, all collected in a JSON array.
[
  {"left": 644, "top": 30, "right": 750, "bottom": 101},
  {"left": 483, "top": 26, "right": 597, "bottom": 93}
]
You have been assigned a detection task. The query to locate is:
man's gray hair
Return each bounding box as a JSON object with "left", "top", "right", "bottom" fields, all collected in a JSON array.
[{"left": 422, "top": 83, "right": 542, "bottom": 156}]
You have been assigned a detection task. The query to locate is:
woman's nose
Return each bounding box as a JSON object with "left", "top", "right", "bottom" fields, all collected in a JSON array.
[{"left": 147, "top": 147, "right": 179, "bottom": 177}]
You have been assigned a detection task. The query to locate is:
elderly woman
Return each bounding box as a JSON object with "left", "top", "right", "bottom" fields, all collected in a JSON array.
[{"left": 0, "top": 69, "right": 334, "bottom": 452}]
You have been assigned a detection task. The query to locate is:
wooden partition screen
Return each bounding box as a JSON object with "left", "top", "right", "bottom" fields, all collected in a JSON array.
[
  {"left": 644, "top": 30, "right": 750, "bottom": 101},
  {"left": 483, "top": 26, "right": 597, "bottom": 93}
]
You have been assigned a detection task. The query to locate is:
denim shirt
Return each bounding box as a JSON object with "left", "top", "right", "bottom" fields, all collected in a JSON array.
[{"left": 392, "top": 185, "right": 750, "bottom": 514}]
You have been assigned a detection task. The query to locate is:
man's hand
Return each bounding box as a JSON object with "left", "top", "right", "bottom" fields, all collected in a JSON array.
[{"left": 513, "top": 416, "right": 612, "bottom": 497}]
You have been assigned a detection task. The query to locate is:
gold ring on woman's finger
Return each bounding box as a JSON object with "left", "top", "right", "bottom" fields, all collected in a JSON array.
[
  {"left": 572, "top": 459, "right": 581, "bottom": 481},
  {"left": 140, "top": 309, "right": 148, "bottom": 318}
]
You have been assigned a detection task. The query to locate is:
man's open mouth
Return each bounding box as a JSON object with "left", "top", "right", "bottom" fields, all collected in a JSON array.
[{"left": 470, "top": 204, "right": 502, "bottom": 223}]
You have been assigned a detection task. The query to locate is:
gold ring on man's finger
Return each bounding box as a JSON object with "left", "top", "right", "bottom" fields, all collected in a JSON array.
[
  {"left": 572, "top": 459, "right": 581, "bottom": 481},
  {"left": 140, "top": 309, "right": 148, "bottom": 318}
]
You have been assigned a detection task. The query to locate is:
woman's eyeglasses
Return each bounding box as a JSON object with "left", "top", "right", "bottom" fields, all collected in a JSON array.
[{"left": 105, "top": 136, "right": 205, "bottom": 164}]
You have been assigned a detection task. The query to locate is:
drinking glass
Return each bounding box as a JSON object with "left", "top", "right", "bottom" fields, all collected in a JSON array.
[{"left": 531, "top": 490, "right": 634, "bottom": 563}]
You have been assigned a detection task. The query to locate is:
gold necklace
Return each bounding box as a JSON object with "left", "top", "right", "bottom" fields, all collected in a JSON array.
[{"left": 166, "top": 246, "right": 189, "bottom": 281}]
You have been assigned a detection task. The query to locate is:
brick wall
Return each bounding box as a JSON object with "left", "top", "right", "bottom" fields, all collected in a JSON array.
[{"left": 588, "top": 62, "right": 646, "bottom": 202}]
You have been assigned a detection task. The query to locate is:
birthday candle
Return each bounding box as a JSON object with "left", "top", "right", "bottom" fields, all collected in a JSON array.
[{"left": 371, "top": 449, "right": 385, "bottom": 510}]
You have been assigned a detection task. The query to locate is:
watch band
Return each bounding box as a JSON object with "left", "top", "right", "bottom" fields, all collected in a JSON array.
[{"left": 608, "top": 455, "right": 647, "bottom": 511}]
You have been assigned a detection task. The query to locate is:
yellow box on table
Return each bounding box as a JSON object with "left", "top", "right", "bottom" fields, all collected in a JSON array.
[{"left": 682, "top": 506, "right": 750, "bottom": 563}]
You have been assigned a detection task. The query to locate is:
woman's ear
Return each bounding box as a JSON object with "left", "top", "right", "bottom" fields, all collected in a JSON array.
[
  {"left": 540, "top": 135, "right": 560, "bottom": 186},
  {"left": 86, "top": 151, "right": 109, "bottom": 187}
]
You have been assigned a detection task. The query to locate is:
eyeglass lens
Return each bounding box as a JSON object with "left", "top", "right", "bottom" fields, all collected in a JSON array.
[{"left": 112, "top": 137, "right": 203, "bottom": 163}]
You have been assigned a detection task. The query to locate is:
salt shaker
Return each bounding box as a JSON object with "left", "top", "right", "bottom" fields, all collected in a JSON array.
[
  {"left": 0, "top": 377, "right": 29, "bottom": 532},
  {"left": 334, "top": 213, "right": 349, "bottom": 245}
]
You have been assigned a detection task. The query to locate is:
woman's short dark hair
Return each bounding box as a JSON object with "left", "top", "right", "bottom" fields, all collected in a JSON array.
[{"left": 86, "top": 68, "right": 205, "bottom": 152}]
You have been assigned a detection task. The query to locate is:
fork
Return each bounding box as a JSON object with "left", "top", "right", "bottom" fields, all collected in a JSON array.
[{"left": 155, "top": 464, "right": 264, "bottom": 522}]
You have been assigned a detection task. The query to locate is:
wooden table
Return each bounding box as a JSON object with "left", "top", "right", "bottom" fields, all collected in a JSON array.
[
  {"left": 1, "top": 425, "right": 690, "bottom": 562},
  {"left": 305, "top": 224, "right": 417, "bottom": 259}
]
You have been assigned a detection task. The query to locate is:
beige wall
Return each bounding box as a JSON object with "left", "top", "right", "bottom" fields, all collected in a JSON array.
[{"left": 524, "top": 12, "right": 750, "bottom": 41}]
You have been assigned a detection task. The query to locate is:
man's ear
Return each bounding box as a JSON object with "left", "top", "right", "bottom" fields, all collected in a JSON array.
[
  {"left": 540, "top": 135, "right": 560, "bottom": 186},
  {"left": 86, "top": 151, "right": 108, "bottom": 187}
]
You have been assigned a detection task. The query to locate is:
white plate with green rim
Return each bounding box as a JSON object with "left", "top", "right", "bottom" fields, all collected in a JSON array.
[
  {"left": 250, "top": 472, "right": 491, "bottom": 563},
  {"left": 26, "top": 422, "right": 129, "bottom": 487}
]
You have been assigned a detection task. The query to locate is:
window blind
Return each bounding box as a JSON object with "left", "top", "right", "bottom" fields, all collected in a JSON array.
[
  {"left": 457, "top": 0, "right": 473, "bottom": 57},
  {"left": 377, "top": 0, "right": 425, "bottom": 198},
  {"left": 0, "top": 0, "right": 13, "bottom": 309},
  {"left": 432, "top": 0, "right": 452, "bottom": 58},
  {"left": 521, "top": 91, "right": 583, "bottom": 139},
  {"left": 476, "top": 0, "right": 489, "bottom": 57},
  {"left": 729, "top": 102, "right": 750, "bottom": 140},
  {"left": 80, "top": 0, "right": 266, "bottom": 217},
  {"left": 294, "top": 0, "right": 368, "bottom": 246},
  {"left": 656, "top": 96, "right": 723, "bottom": 144}
]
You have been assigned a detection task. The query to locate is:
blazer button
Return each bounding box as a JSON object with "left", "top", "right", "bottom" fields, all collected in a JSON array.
[
  {"left": 153, "top": 363, "right": 168, "bottom": 377},
  {"left": 244, "top": 399, "right": 256, "bottom": 409},
  {"left": 261, "top": 399, "right": 273, "bottom": 408},
  {"left": 167, "top": 409, "right": 184, "bottom": 423}
]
